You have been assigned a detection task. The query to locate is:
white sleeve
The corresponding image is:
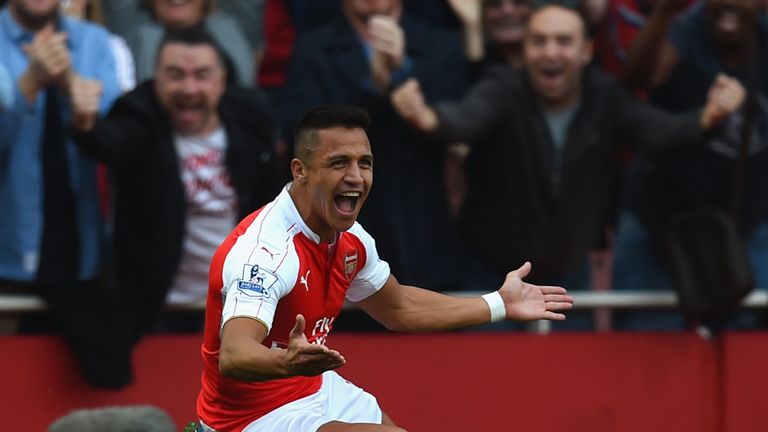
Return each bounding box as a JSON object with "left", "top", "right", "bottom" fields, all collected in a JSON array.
[
  {"left": 109, "top": 34, "right": 136, "bottom": 93},
  {"left": 345, "top": 224, "right": 391, "bottom": 302},
  {"left": 220, "top": 235, "right": 299, "bottom": 333}
]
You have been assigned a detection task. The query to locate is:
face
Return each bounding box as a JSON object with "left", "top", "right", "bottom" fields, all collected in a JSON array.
[
  {"left": 152, "top": 0, "right": 206, "bottom": 28},
  {"left": 343, "top": 0, "right": 398, "bottom": 20},
  {"left": 523, "top": 6, "right": 592, "bottom": 110},
  {"left": 10, "top": 0, "right": 60, "bottom": 30},
  {"left": 154, "top": 42, "right": 226, "bottom": 136},
  {"left": 484, "top": 0, "right": 532, "bottom": 47},
  {"left": 297, "top": 127, "right": 373, "bottom": 240},
  {"left": 706, "top": 0, "right": 759, "bottom": 46}
]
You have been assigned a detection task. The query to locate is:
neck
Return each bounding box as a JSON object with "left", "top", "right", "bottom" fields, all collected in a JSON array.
[
  {"left": 716, "top": 38, "right": 754, "bottom": 71},
  {"left": 538, "top": 91, "right": 580, "bottom": 113},
  {"left": 178, "top": 113, "right": 221, "bottom": 138},
  {"left": 288, "top": 183, "right": 336, "bottom": 244},
  {"left": 10, "top": 6, "right": 57, "bottom": 33},
  {"left": 499, "top": 43, "right": 523, "bottom": 68}
]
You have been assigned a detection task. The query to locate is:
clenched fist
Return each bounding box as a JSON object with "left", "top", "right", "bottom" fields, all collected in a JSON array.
[
  {"left": 69, "top": 75, "right": 102, "bottom": 132},
  {"left": 390, "top": 78, "right": 438, "bottom": 132},
  {"left": 700, "top": 74, "right": 746, "bottom": 130}
]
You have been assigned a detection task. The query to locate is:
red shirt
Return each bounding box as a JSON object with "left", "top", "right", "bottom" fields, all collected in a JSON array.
[{"left": 197, "top": 185, "right": 390, "bottom": 431}]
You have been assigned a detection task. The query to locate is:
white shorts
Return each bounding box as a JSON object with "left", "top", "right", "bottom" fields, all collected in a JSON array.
[{"left": 202, "top": 371, "right": 382, "bottom": 432}]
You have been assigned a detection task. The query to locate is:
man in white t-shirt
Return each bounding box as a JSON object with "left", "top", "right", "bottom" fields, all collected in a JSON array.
[
  {"left": 196, "top": 105, "right": 574, "bottom": 431},
  {"left": 71, "top": 25, "right": 280, "bottom": 343}
]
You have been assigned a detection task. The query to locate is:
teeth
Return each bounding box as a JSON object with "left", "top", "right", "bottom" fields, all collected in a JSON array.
[{"left": 339, "top": 192, "right": 361, "bottom": 197}]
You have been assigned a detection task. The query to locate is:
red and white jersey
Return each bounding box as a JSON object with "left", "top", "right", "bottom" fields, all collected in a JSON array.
[{"left": 197, "top": 185, "right": 390, "bottom": 431}]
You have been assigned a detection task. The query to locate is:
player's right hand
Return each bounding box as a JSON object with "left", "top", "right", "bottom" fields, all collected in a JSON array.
[{"left": 284, "top": 314, "right": 346, "bottom": 377}]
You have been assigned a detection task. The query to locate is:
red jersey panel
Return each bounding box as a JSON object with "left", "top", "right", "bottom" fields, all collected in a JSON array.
[{"left": 197, "top": 185, "right": 390, "bottom": 431}]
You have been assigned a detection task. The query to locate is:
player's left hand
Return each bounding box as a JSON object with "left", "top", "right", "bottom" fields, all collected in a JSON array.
[
  {"left": 498, "top": 262, "right": 574, "bottom": 321},
  {"left": 283, "top": 314, "right": 346, "bottom": 377}
]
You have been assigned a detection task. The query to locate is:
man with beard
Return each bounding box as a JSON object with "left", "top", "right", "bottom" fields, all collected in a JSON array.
[
  {"left": 71, "top": 25, "right": 280, "bottom": 340},
  {"left": 0, "top": 0, "right": 123, "bottom": 386},
  {"left": 614, "top": 0, "right": 768, "bottom": 329},
  {"left": 195, "top": 105, "right": 573, "bottom": 431},
  {"left": 391, "top": 3, "right": 746, "bottom": 329}
]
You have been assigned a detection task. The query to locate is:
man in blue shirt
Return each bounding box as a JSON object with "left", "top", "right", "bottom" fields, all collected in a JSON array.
[{"left": 0, "top": 0, "right": 124, "bottom": 387}]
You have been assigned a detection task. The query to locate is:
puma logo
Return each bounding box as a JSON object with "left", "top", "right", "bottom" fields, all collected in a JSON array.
[
  {"left": 300, "top": 269, "right": 311, "bottom": 291},
  {"left": 260, "top": 246, "right": 280, "bottom": 260}
]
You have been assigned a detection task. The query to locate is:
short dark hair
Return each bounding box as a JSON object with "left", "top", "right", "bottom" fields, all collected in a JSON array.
[
  {"left": 155, "top": 24, "right": 227, "bottom": 70},
  {"left": 294, "top": 106, "right": 371, "bottom": 163},
  {"left": 528, "top": 0, "right": 592, "bottom": 38}
]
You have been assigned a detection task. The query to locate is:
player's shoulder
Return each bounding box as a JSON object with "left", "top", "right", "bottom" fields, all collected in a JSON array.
[
  {"left": 342, "top": 222, "right": 379, "bottom": 255},
  {"left": 344, "top": 221, "right": 374, "bottom": 243},
  {"left": 238, "top": 195, "right": 297, "bottom": 244}
]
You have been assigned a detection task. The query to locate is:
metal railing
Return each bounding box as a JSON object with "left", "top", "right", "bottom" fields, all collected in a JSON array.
[{"left": 1, "top": 290, "right": 766, "bottom": 312}]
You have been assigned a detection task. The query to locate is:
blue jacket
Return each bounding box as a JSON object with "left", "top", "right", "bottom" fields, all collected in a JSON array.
[{"left": 0, "top": 9, "right": 120, "bottom": 281}]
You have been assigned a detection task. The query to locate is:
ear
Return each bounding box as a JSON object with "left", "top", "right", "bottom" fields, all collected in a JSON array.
[{"left": 291, "top": 159, "right": 307, "bottom": 183}]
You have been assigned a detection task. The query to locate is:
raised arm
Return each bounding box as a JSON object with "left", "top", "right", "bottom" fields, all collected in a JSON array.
[
  {"left": 446, "top": 0, "right": 484, "bottom": 61},
  {"left": 69, "top": 85, "right": 156, "bottom": 167},
  {"left": 218, "top": 315, "right": 346, "bottom": 382},
  {"left": 391, "top": 68, "right": 510, "bottom": 143},
  {"left": 621, "top": 0, "right": 683, "bottom": 90},
  {"left": 618, "top": 73, "right": 745, "bottom": 151},
  {"left": 357, "top": 262, "right": 573, "bottom": 332}
]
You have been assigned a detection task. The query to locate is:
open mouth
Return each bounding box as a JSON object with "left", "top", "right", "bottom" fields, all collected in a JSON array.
[
  {"left": 173, "top": 100, "right": 205, "bottom": 123},
  {"left": 541, "top": 66, "right": 564, "bottom": 79},
  {"left": 537, "top": 66, "right": 565, "bottom": 89},
  {"left": 334, "top": 191, "right": 361, "bottom": 216}
]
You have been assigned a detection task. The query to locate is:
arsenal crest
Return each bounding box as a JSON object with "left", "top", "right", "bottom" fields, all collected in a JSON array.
[{"left": 344, "top": 251, "right": 358, "bottom": 281}]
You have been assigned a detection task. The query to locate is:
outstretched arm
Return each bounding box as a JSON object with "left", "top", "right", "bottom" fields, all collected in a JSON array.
[
  {"left": 391, "top": 69, "right": 510, "bottom": 142},
  {"left": 219, "top": 314, "right": 346, "bottom": 382},
  {"left": 357, "top": 262, "right": 573, "bottom": 332},
  {"left": 618, "top": 73, "right": 745, "bottom": 151}
]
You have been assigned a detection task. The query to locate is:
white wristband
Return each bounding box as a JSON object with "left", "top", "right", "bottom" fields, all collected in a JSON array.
[{"left": 481, "top": 291, "right": 506, "bottom": 323}]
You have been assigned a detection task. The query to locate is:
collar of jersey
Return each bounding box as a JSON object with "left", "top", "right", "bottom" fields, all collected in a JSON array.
[{"left": 279, "top": 182, "right": 328, "bottom": 245}]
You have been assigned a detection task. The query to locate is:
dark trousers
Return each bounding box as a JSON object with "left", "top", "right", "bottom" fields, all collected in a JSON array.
[{"left": 2, "top": 277, "right": 133, "bottom": 388}]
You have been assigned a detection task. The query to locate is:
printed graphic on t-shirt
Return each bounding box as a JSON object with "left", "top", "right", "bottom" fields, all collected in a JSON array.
[{"left": 175, "top": 128, "right": 236, "bottom": 216}]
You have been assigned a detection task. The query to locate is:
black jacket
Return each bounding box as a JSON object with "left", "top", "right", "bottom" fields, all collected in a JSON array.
[
  {"left": 435, "top": 67, "right": 706, "bottom": 281},
  {"left": 75, "top": 81, "right": 281, "bottom": 342}
]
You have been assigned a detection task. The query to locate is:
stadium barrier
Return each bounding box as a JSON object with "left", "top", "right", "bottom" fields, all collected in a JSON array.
[{"left": 2, "top": 291, "right": 767, "bottom": 431}]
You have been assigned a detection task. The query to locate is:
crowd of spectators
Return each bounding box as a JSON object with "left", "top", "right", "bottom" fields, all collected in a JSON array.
[{"left": 0, "top": 0, "right": 766, "bottom": 386}]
